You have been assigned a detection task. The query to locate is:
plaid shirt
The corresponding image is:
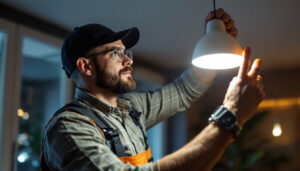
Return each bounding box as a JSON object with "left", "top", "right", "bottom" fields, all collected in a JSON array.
[{"left": 42, "top": 68, "right": 209, "bottom": 170}]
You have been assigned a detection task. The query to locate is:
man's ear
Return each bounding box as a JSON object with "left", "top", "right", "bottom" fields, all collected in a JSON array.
[{"left": 76, "top": 57, "right": 93, "bottom": 76}]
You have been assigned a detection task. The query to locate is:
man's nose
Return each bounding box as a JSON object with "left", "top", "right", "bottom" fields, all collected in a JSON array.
[{"left": 122, "top": 55, "right": 133, "bottom": 66}]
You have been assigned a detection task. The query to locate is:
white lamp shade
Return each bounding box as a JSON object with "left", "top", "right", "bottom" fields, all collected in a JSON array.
[{"left": 192, "top": 19, "right": 243, "bottom": 69}]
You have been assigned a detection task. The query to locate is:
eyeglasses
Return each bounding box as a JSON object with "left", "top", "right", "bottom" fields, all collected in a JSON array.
[{"left": 85, "top": 47, "right": 133, "bottom": 62}]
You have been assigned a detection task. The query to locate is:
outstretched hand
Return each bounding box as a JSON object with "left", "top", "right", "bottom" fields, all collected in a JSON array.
[
  {"left": 223, "top": 46, "right": 265, "bottom": 126},
  {"left": 205, "top": 8, "right": 238, "bottom": 38}
]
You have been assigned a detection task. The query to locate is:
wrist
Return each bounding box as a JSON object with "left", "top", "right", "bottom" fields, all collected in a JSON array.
[
  {"left": 222, "top": 103, "right": 244, "bottom": 126},
  {"left": 209, "top": 121, "right": 235, "bottom": 142},
  {"left": 209, "top": 106, "right": 242, "bottom": 138}
]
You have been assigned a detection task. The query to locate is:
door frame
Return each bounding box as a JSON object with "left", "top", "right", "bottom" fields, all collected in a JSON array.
[{"left": 0, "top": 17, "right": 20, "bottom": 171}]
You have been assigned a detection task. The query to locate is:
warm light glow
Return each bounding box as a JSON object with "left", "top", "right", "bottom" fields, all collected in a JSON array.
[
  {"left": 297, "top": 98, "right": 300, "bottom": 105},
  {"left": 18, "top": 109, "right": 30, "bottom": 120},
  {"left": 192, "top": 53, "right": 242, "bottom": 69},
  {"left": 277, "top": 99, "right": 293, "bottom": 107},
  {"left": 272, "top": 123, "right": 282, "bottom": 137},
  {"left": 18, "top": 109, "right": 24, "bottom": 117},
  {"left": 259, "top": 97, "right": 300, "bottom": 108}
]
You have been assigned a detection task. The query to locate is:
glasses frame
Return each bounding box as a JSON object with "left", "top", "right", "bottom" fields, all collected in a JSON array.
[{"left": 85, "top": 47, "right": 133, "bottom": 62}]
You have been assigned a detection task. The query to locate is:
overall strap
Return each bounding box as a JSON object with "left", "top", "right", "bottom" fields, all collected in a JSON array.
[
  {"left": 129, "top": 107, "right": 153, "bottom": 162},
  {"left": 53, "top": 101, "right": 126, "bottom": 157}
]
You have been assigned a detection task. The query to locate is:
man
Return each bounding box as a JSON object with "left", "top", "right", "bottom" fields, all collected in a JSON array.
[{"left": 41, "top": 9, "right": 264, "bottom": 170}]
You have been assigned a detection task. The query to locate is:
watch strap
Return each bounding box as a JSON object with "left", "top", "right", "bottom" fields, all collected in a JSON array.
[{"left": 209, "top": 106, "right": 241, "bottom": 138}]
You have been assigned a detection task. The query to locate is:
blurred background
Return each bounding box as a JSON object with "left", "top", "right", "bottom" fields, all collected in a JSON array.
[{"left": 0, "top": 0, "right": 299, "bottom": 170}]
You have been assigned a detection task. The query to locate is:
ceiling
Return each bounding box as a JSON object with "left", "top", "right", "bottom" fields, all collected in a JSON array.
[{"left": 1, "top": 0, "right": 299, "bottom": 72}]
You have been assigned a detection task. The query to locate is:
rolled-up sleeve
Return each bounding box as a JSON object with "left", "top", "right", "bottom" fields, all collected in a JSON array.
[
  {"left": 43, "top": 112, "right": 154, "bottom": 170},
  {"left": 122, "top": 68, "right": 210, "bottom": 129}
]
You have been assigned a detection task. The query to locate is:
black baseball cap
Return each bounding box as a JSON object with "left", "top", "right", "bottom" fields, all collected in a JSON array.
[{"left": 61, "top": 23, "right": 140, "bottom": 78}]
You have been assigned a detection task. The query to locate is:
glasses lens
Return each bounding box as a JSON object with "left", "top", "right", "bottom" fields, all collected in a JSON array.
[
  {"left": 125, "top": 49, "right": 133, "bottom": 59},
  {"left": 112, "top": 50, "right": 121, "bottom": 62},
  {"left": 112, "top": 49, "right": 133, "bottom": 62}
]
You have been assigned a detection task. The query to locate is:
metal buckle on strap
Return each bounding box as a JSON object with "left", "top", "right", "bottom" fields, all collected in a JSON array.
[{"left": 103, "top": 128, "right": 118, "bottom": 138}]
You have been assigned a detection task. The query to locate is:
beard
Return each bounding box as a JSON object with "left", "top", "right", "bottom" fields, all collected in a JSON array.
[{"left": 94, "top": 63, "right": 136, "bottom": 94}]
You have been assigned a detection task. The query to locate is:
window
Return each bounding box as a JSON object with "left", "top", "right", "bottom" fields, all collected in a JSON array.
[{"left": 16, "top": 36, "right": 65, "bottom": 170}]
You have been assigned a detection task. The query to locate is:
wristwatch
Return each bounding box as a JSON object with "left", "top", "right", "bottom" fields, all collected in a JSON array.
[{"left": 208, "top": 106, "right": 241, "bottom": 138}]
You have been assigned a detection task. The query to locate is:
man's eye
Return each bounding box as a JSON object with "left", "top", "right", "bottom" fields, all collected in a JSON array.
[
  {"left": 112, "top": 51, "right": 119, "bottom": 56},
  {"left": 115, "top": 50, "right": 124, "bottom": 55}
]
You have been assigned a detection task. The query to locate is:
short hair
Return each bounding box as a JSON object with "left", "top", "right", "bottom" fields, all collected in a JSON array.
[{"left": 70, "top": 68, "right": 81, "bottom": 87}]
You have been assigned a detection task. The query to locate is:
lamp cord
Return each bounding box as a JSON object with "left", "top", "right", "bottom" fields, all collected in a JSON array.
[{"left": 213, "top": 0, "right": 216, "bottom": 18}]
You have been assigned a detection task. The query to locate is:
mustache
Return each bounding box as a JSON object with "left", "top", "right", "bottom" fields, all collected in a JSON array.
[{"left": 119, "top": 66, "right": 133, "bottom": 74}]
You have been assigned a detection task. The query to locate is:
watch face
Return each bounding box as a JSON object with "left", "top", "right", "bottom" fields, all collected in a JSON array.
[{"left": 219, "top": 112, "right": 236, "bottom": 127}]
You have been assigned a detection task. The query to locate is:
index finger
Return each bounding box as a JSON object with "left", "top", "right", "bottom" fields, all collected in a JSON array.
[{"left": 238, "top": 46, "right": 251, "bottom": 79}]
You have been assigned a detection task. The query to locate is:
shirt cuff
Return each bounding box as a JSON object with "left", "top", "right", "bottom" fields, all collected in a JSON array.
[{"left": 179, "top": 68, "right": 211, "bottom": 94}]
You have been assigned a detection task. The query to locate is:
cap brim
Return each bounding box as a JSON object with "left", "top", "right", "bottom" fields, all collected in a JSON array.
[{"left": 118, "top": 27, "right": 140, "bottom": 49}]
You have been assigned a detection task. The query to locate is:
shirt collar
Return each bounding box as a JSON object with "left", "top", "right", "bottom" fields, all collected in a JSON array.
[{"left": 74, "top": 88, "right": 131, "bottom": 115}]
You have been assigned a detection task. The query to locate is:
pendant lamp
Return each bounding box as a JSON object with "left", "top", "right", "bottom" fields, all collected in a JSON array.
[{"left": 192, "top": 0, "right": 243, "bottom": 69}]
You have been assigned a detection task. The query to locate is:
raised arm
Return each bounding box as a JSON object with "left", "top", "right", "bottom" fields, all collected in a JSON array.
[{"left": 158, "top": 46, "right": 265, "bottom": 171}]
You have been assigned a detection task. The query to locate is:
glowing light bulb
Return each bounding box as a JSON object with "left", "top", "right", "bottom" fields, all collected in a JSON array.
[
  {"left": 272, "top": 122, "right": 282, "bottom": 137},
  {"left": 192, "top": 53, "right": 243, "bottom": 69},
  {"left": 192, "top": 20, "right": 243, "bottom": 70}
]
